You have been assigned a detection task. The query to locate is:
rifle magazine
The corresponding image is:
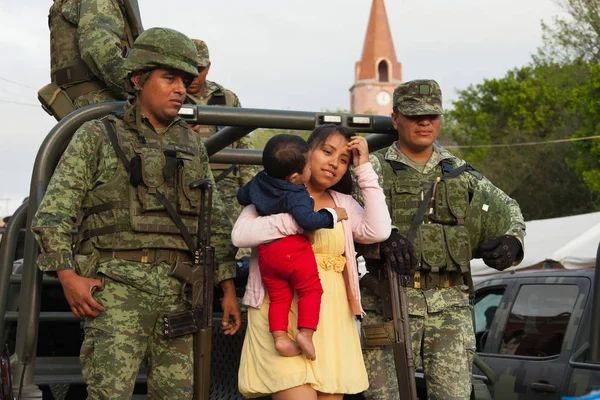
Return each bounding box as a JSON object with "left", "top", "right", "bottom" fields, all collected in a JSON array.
[
  {"left": 361, "top": 321, "right": 396, "bottom": 347},
  {"left": 163, "top": 306, "right": 205, "bottom": 339}
]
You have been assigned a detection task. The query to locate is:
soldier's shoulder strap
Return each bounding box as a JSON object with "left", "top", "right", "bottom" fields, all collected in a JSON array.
[
  {"left": 370, "top": 149, "right": 398, "bottom": 175},
  {"left": 207, "top": 86, "right": 227, "bottom": 106},
  {"left": 375, "top": 148, "right": 409, "bottom": 175},
  {"left": 440, "top": 158, "right": 483, "bottom": 180},
  {"left": 101, "top": 116, "right": 130, "bottom": 170}
]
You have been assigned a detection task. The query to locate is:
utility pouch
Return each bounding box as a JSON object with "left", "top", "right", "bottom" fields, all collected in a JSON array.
[
  {"left": 37, "top": 82, "right": 76, "bottom": 121},
  {"left": 163, "top": 305, "right": 204, "bottom": 339},
  {"left": 432, "top": 178, "right": 469, "bottom": 225},
  {"left": 163, "top": 150, "right": 179, "bottom": 183},
  {"left": 361, "top": 321, "right": 395, "bottom": 347},
  {"left": 136, "top": 148, "right": 166, "bottom": 212},
  {"left": 129, "top": 155, "right": 142, "bottom": 187},
  {"left": 177, "top": 152, "right": 203, "bottom": 215},
  {"left": 418, "top": 223, "right": 447, "bottom": 273}
]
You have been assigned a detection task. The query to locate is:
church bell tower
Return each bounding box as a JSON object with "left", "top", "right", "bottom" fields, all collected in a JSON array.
[{"left": 350, "top": 0, "right": 402, "bottom": 115}]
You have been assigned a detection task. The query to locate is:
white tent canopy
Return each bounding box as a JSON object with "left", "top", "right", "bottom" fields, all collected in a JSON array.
[{"left": 471, "top": 211, "right": 600, "bottom": 277}]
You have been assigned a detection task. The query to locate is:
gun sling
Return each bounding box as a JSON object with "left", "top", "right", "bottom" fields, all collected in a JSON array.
[{"left": 213, "top": 164, "right": 237, "bottom": 183}]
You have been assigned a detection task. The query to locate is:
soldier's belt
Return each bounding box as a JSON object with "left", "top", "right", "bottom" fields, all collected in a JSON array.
[
  {"left": 408, "top": 270, "right": 464, "bottom": 289},
  {"left": 98, "top": 248, "right": 192, "bottom": 264},
  {"left": 362, "top": 321, "right": 395, "bottom": 347},
  {"left": 362, "top": 269, "right": 464, "bottom": 291}
]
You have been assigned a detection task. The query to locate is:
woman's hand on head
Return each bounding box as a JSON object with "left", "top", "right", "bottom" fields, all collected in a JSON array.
[{"left": 348, "top": 136, "right": 369, "bottom": 167}]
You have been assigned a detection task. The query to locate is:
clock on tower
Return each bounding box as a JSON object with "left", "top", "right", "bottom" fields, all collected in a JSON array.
[{"left": 376, "top": 90, "right": 391, "bottom": 106}]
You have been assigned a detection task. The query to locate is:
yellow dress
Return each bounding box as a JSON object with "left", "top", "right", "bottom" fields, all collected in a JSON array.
[{"left": 238, "top": 223, "right": 368, "bottom": 397}]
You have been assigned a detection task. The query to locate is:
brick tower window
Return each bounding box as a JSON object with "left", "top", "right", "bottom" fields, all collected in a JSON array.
[{"left": 378, "top": 60, "right": 389, "bottom": 82}]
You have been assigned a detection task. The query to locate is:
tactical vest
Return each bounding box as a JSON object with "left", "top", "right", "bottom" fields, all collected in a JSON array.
[
  {"left": 49, "top": 0, "right": 134, "bottom": 89},
  {"left": 78, "top": 114, "right": 204, "bottom": 252},
  {"left": 374, "top": 152, "right": 472, "bottom": 273}
]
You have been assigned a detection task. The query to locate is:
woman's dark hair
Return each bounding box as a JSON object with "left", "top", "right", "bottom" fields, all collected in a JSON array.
[
  {"left": 262, "top": 134, "right": 309, "bottom": 180},
  {"left": 307, "top": 124, "right": 356, "bottom": 194}
]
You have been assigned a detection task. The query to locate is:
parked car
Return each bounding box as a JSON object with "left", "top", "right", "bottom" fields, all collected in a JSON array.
[{"left": 472, "top": 267, "right": 600, "bottom": 399}]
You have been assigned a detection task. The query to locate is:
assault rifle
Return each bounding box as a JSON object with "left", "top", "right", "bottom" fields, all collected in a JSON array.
[
  {"left": 163, "top": 179, "right": 215, "bottom": 400},
  {"left": 386, "top": 262, "right": 418, "bottom": 400}
]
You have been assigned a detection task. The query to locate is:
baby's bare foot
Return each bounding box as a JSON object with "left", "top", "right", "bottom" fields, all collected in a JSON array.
[
  {"left": 273, "top": 331, "right": 302, "bottom": 357},
  {"left": 296, "top": 328, "right": 316, "bottom": 360}
]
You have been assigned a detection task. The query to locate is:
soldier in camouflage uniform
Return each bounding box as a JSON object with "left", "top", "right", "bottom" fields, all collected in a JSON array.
[
  {"left": 40, "top": 0, "right": 142, "bottom": 119},
  {"left": 32, "top": 27, "right": 241, "bottom": 399},
  {"left": 186, "top": 39, "right": 258, "bottom": 227},
  {"left": 356, "top": 80, "right": 526, "bottom": 400}
]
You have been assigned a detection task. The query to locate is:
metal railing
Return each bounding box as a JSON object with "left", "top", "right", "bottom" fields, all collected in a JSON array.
[{"left": 0, "top": 102, "right": 397, "bottom": 397}]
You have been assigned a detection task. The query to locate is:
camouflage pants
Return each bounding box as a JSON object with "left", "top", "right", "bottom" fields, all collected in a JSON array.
[
  {"left": 81, "top": 266, "right": 193, "bottom": 399},
  {"left": 361, "top": 288, "right": 476, "bottom": 400}
]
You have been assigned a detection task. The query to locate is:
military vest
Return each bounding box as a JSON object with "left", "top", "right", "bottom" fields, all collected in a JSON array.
[
  {"left": 374, "top": 151, "right": 472, "bottom": 273},
  {"left": 49, "top": 0, "right": 134, "bottom": 88},
  {"left": 77, "top": 114, "right": 204, "bottom": 252}
]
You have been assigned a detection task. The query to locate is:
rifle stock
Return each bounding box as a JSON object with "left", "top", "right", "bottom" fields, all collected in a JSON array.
[{"left": 386, "top": 262, "right": 418, "bottom": 400}]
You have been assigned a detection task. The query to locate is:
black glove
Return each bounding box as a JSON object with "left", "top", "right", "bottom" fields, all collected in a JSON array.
[
  {"left": 380, "top": 231, "right": 418, "bottom": 276},
  {"left": 475, "top": 235, "right": 522, "bottom": 271}
]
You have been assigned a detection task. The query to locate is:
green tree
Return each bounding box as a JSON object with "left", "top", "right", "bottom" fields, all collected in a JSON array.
[
  {"left": 537, "top": 0, "right": 600, "bottom": 198},
  {"left": 571, "top": 62, "right": 600, "bottom": 194},
  {"left": 445, "top": 61, "right": 597, "bottom": 219},
  {"left": 250, "top": 128, "right": 308, "bottom": 149},
  {"left": 446, "top": 0, "right": 600, "bottom": 218},
  {"left": 538, "top": 0, "right": 600, "bottom": 63}
]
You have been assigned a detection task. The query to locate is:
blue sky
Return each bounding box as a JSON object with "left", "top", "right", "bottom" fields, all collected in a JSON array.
[{"left": 0, "top": 0, "right": 564, "bottom": 215}]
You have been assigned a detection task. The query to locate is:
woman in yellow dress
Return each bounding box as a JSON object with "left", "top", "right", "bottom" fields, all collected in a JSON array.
[{"left": 232, "top": 125, "right": 392, "bottom": 400}]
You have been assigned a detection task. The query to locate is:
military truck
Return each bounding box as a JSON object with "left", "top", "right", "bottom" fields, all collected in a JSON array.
[
  {"left": 6, "top": 103, "right": 597, "bottom": 399},
  {"left": 0, "top": 103, "right": 400, "bottom": 399}
]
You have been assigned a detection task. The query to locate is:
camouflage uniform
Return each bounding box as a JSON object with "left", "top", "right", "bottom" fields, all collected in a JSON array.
[
  {"left": 44, "top": 0, "right": 139, "bottom": 114},
  {"left": 186, "top": 39, "right": 258, "bottom": 226},
  {"left": 32, "top": 28, "right": 236, "bottom": 399},
  {"left": 356, "top": 80, "right": 526, "bottom": 400}
]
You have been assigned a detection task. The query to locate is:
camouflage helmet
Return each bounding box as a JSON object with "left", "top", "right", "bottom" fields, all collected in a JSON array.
[
  {"left": 192, "top": 39, "right": 210, "bottom": 68},
  {"left": 393, "top": 79, "right": 443, "bottom": 116},
  {"left": 123, "top": 27, "right": 199, "bottom": 78}
]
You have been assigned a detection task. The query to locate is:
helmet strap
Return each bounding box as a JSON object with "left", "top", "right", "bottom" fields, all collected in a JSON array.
[{"left": 125, "top": 70, "right": 152, "bottom": 132}]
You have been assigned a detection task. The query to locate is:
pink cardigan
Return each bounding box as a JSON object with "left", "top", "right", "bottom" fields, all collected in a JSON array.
[{"left": 231, "top": 162, "right": 391, "bottom": 316}]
